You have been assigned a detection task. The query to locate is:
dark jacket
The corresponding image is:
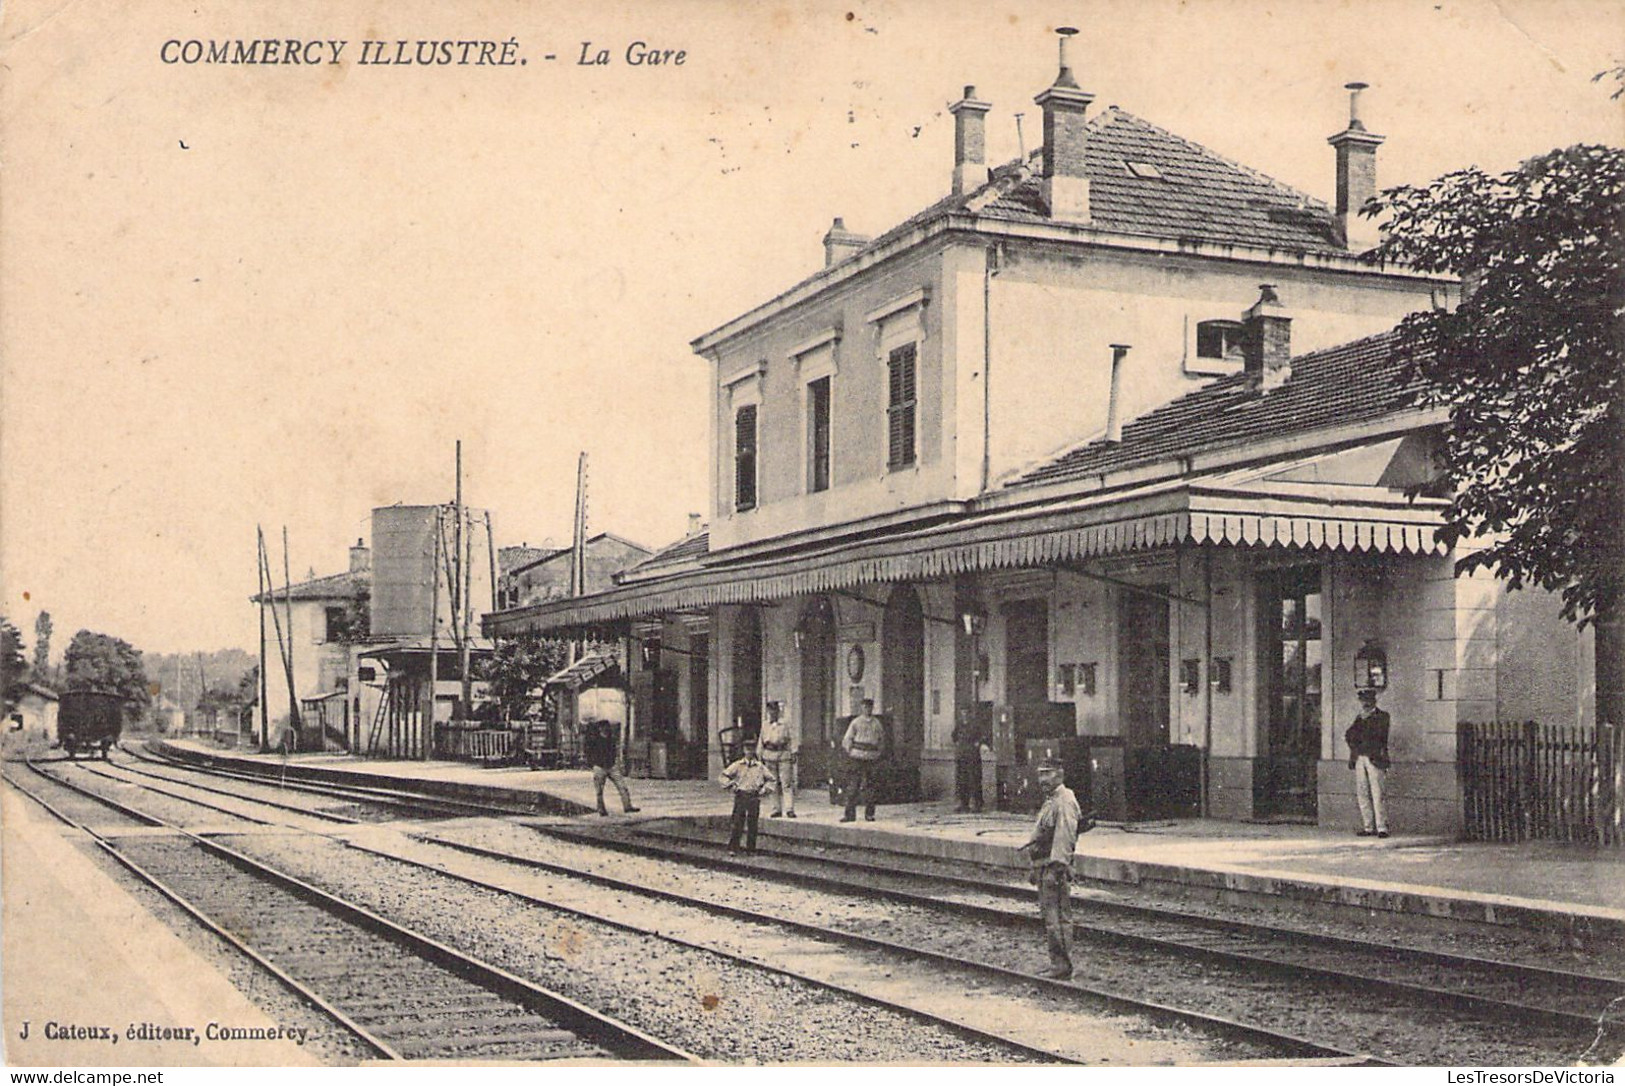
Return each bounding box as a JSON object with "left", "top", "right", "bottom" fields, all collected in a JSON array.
[
  {"left": 582, "top": 719, "right": 619, "bottom": 769},
  {"left": 1345, "top": 708, "right": 1391, "bottom": 770}
]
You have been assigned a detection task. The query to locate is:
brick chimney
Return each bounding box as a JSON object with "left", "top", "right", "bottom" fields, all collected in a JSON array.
[
  {"left": 1327, "top": 82, "right": 1385, "bottom": 252},
  {"left": 949, "top": 85, "right": 992, "bottom": 196},
  {"left": 687, "top": 513, "right": 703, "bottom": 536},
  {"left": 1243, "top": 285, "right": 1293, "bottom": 392},
  {"left": 349, "top": 538, "right": 371, "bottom": 573},
  {"left": 822, "top": 217, "right": 870, "bottom": 267},
  {"left": 1034, "top": 27, "right": 1093, "bottom": 223}
]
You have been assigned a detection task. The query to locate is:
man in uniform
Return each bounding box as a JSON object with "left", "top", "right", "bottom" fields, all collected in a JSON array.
[
  {"left": 840, "top": 697, "right": 885, "bottom": 823},
  {"left": 951, "top": 706, "right": 986, "bottom": 813},
  {"left": 758, "top": 700, "right": 798, "bottom": 818},
  {"left": 1346, "top": 688, "right": 1391, "bottom": 838},
  {"left": 1019, "top": 760, "right": 1089, "bottom": 979},
  {"left": 582, "top": 711, "right": 639, "bottom": 816}
]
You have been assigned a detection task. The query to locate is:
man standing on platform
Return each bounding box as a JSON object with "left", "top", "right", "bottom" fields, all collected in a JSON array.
[
  {"left": 951, "top": 706, "right": 986, "bottom": 813},
  {"left": 759, "top": 700, "right": 798, "bottom": 819},
  {"left": 1019, "top": 760, "right": 1087, "bottom": 980},
  {"left": 1346, "top": 688, "right": 1391, "bottom": 838},
  {"left": 582, "top": 707, "right": 640, "bottom": 817},
  {"left": 840, "top": 697, "right": 885, "bottom": 823}
]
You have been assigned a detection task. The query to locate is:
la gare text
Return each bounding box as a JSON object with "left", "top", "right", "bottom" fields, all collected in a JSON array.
[{"left": 159, "top": 39, "right": 686, "bottom": 68}]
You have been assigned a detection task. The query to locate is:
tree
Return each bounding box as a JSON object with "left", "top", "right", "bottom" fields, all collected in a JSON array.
[
  {"left": 1370, "top": 143, "right": 1625, "bottom": 726},
  {"left": 62, "top": 630, "right": 153, "bottom": 720},
  {"left": 476, "top": 633, "right": 570, "bottom": 720},
  {"left": 1, "top": 617, "right": 26, "bottom": 714},
  {"left": 32, "top": 611, "right": 52, "bottom": 681}
]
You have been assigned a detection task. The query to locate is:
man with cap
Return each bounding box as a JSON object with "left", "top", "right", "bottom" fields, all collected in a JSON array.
[
  {"left": 1346, "top": 688, "right": 1391, "bottom": 837},
  {"left": 1019, "top": 759, "right": 1089, "bottom": 979},
  {"left": 758, "top": 700, "right": 798, "bottom": 818}
]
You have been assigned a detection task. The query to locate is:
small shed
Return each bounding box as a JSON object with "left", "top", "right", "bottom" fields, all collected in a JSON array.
[{"left": 4, "top": 682, "right": 59, "bottom": 758}]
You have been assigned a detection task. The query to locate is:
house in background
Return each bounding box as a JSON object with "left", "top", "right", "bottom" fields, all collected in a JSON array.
[
  {"left": 484, "top": 36, "right": 1588, "bottom": 833},
  {"left": 251, "top": 538, "right": 372, "bottom": 751},
  {"left": 3, "top": 681, "right": 58, "bottom": 759},
  {"left": 497, "top": 533, "right": 654, "bottom": 610}
]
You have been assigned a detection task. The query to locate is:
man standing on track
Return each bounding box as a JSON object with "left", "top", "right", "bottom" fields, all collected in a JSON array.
[
  {"left": 1019, "top": 760, "right": 1088, "bottom": 980},
  {"left": 758, "top": 700, "right": 798, "bottom": 818}
]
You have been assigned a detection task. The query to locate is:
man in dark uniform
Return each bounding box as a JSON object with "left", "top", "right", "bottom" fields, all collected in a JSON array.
[
  {"left": 1346, "top": 688, "right": 1391, "bottom": 837},
  {"left": 951, "top": 706, "right": 986, "bottom": 813},
  {"left": 1019, "top": 760, "right": 1089, "bottom": 979}
]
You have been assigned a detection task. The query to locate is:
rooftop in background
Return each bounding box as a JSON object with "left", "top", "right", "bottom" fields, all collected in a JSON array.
[{"left": 249, "top": 568, "right": 368, "bottom": 605}]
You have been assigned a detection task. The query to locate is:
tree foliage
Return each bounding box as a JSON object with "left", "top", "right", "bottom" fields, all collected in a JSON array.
[
  {"left": 63, "top": 629, "right": 153, "bottom": 718},
  {"left": 476, "top": 633, "right": 571, "bottom": 719},
  {"left": 32, "top": 611, "right": 52, "bottom": 679},
  {"left": 1, "top": 617, "right": 26, "bottom": 714},
  {"left": 1370, "top": 144, "right": 1625, "bottom": 627}
]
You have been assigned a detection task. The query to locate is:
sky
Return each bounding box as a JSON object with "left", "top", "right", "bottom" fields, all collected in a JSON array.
[{"left": 1, "top": 0, "right": 1620, "bottom": 657}]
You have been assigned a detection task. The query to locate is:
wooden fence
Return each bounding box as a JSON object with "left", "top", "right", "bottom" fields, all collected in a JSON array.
[{"left": 1457, "top": 721, "right": 1623, "bottom": 845}]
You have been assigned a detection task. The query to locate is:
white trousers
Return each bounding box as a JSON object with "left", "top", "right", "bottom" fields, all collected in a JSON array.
[
  {"left": 1354, "top": 756, "right": 1388, "bottom": 833},
  {"left": 764, "top": 755, "right": 796, "bottom": 814}
]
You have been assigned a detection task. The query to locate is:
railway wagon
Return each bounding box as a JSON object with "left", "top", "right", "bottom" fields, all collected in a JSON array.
[{"left": 57, "top": 690, "right": 125, "bottom": 759}]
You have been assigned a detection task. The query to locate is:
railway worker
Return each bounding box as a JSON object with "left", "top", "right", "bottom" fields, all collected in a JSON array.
[
  {"left": 758, "top": 700, "right": 798, "bottom": 819},
  {"left": 720, "top": 742, "right": 775, "bottom": 854},
  {"left": 1346, "top": 688, "right": 1391, "bottom": 838},
  {"left": 951, "top": 706, "right": 986, "bottom": 814},
  {"left": 839, "top": 698, "right": 885, "bottom": 823},
  {"left": 582, "top": 711, "right": 640, "bottom": 817},
  {"left": 1019, "top": 759, "right": 1088, "bottom": 980}
]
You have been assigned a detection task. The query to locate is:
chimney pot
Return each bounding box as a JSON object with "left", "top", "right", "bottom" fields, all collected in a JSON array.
[
  {"left": 1328, "top": 82, "right": 1385, "bottom": 251},
  {"left": 822, "top": 216, "right": 871, "bottom": 267},
  {"left": 688, "top": 513, "right": 703, "bottom": 536},
  {"left": 1243, "top": 284, "right": 1293, "bottom": 392},
  {"left": 1104, "top": 345, "right": 1131, "bottom": 442},
  {"left": 1035, "top": 29, "right": 1094, "bottom": 222},
  {"left": 349, "top": 540, "right": 371, "bottom": 573},
  {"left": 949, "top": 85, "right": 993, "bottom": 195}
]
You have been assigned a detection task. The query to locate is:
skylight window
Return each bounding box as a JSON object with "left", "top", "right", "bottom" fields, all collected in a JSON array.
[{"left": 1124, "top": 160, "right": 1164, "bottom": 179}]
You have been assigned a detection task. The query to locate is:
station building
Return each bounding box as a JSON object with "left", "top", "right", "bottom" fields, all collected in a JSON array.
[{"left": 484, "top": 44, "right": 1591, "bottom": 833}]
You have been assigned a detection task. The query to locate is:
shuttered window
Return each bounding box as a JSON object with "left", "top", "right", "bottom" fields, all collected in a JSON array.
[
  {"left": 734, "top": 405, "right": 758, "bottom": 511},
  {"left": 886, "top": 342, "right": 917, "bottom": 470},
  {"left": 808, "top": 376, "right": 831, "bottom": 493}
]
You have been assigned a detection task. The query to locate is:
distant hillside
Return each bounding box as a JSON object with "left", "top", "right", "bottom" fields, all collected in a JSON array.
[{"left": 145, "top": 648, "right": 256, "bottom": 708}]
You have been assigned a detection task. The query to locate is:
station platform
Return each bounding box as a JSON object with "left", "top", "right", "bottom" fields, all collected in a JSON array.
[
  {"left": 1, "top": 784, "right": 320, "bottom": 1066},
  {"left": 159, "top": 739, "right": 1625, "bottom": 940}
]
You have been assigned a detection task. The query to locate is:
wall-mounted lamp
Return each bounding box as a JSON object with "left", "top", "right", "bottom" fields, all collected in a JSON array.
[
  {"left": 1078, "top": 662, "right": 1097, "bottom": 696},
  {"left": 640, "top": 640, "right": 662, "bottom": 670},
  {"left": 1355, "top": 639, "right": 1388, "bottom": 691},
  {"left": 959, "top": 603, "right": 988, "bottom": 638},
  {"left": 1210, "top": 656, "right": 1232, "bottom": 694}
]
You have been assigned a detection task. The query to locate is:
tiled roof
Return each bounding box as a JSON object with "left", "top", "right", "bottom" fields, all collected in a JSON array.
[
  {"left": 1008, "top": 330, "right": 1427, "bottom": 490},
  {"left": 251, "top": 569, "right": 368, "bottom": 604},
  {"left": 625, "top": 532, "right": 709, "bottom": 577},
  {"left": 856, "top": 107, "right": 1342, "bottom": 259}
]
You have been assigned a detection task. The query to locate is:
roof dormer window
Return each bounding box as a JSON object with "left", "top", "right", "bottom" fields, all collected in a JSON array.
[
  {"left": 1196, "top": 319, "right": 1247, "bottom": 363},
  {"left": 1124, "top": 159, "right": 1165, "bottom": 179}
]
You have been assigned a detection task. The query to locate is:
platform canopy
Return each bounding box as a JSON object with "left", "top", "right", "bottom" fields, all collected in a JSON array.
[{"left": 486, "top": 466, "right": 1448, "bottom": 637}]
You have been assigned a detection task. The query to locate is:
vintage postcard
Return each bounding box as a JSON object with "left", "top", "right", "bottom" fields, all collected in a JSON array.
[{"left": 3, "top": 0, "right": 1623, "bottom": 1073}]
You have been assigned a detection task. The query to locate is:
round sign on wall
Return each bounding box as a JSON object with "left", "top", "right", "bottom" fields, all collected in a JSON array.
[{"left": 845, "top": 644, "right": 866, "bottom": 682}]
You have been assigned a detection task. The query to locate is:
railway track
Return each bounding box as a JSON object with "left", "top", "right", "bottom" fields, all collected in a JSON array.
[
  {"left": 109, "top": 744, "right": 1619, "bottom": 1063},
  {"left": 4, "top": 762, "right": 692, "bottom": 1063},
  {"left": 583, "top": 819, "right": 1625, "bottom": 1036},
  {"left": 13, "top": 757, "right": 1120, "bottom": 1064}
]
